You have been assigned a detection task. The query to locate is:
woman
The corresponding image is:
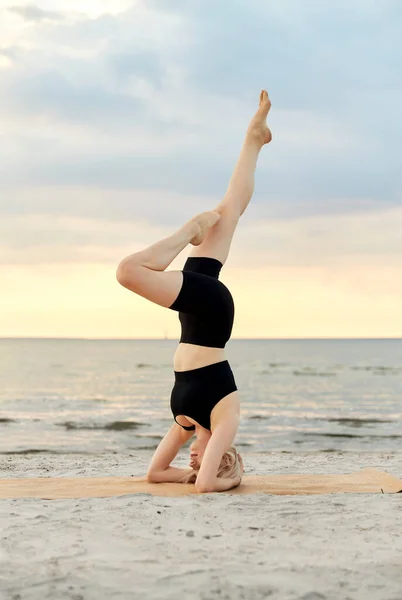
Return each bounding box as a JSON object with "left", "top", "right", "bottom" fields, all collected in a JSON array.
[{"left": 116, "top": 90, "right": 272, "bottom": 493}]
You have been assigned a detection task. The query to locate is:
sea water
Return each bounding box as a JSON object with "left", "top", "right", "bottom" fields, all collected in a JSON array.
[{"left": 0, "top": 338, "right": 401, "bottom": 455}]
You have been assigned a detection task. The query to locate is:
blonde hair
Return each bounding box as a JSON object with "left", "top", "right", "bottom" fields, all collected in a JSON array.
[{"left": 179, "top": 446, "right": 243, "bottom": 485}]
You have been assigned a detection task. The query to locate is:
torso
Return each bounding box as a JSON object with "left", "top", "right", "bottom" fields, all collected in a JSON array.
[
  {"left": 170, "top": 257, "right": 237, "bottom": 430},
  {"left": 173, "top": 342, "right": 225, "bottom": 372}
]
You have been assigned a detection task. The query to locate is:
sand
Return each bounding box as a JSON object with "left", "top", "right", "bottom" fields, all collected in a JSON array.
[{"left": 1, "top": 451, "right": 402, "bottom": 600}]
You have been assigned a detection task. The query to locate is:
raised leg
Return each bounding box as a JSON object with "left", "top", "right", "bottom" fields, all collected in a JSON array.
[
  {"left": 189, "top": 90, "right": 272, "bottom": 265},
  {"left": 116, "top": 211, "right": 220, "bottom": 308}
]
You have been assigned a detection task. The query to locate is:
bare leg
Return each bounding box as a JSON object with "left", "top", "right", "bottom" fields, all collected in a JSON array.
[
  {"left": 116, "top": 211, "right": 220, "bottom": 308},
  {"left": 189, "top": 90, "right": 272, "bottom": 265}
]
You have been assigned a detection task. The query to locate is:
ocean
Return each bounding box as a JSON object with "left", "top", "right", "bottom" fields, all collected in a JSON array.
[{"left": 0, "top": 338, "right": 401, "bottom": 455}]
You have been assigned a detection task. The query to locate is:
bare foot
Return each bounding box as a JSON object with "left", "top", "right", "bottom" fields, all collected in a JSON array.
[
  {"left": 189, "top": 210, "right": 221, "bottom": 246},
  {"left": 246, "top": 90, "right": 272, "bottom": 145}
]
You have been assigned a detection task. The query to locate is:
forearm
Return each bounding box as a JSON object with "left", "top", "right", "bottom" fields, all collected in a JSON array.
[{"left": 147, "top": 466, "right": 193, "bottom": 483}]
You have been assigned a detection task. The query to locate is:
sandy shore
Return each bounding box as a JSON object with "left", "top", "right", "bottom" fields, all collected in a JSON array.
[{"left": 1, "top": 451, "right": 402, "bottom": 600}]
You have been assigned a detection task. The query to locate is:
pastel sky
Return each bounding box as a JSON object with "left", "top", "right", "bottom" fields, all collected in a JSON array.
[{"left": 1, "top": 0, "right": 401, "bottom": 339}]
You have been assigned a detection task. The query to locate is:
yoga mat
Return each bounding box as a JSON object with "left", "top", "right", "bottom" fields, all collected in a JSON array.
[{"left": 1, "top": 468, "right": 401, "bottom": 499}]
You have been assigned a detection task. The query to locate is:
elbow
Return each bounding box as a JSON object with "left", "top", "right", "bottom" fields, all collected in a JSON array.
[
  {"left": 195, "top": 481, "right": 215, "bottom": 494},
  {"left": 146, "top": 470, "right": 159, "bottom": 484}
]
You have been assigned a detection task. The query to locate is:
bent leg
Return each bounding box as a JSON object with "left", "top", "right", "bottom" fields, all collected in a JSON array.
[
  {"left": 116, "top": 211, "right": 219, "bottom": 308},
  {"left": 189, "top": 90, "right": 272, "bottom": 265}
]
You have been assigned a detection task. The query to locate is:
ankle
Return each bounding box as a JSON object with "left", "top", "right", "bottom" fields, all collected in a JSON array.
[{"left": 182, "top": 220, "right": 199, "bottom": 244}]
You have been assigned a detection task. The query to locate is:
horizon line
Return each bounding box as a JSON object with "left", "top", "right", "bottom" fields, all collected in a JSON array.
[{"left": 1, "top": 336, "right": 401, "bottom": 341}]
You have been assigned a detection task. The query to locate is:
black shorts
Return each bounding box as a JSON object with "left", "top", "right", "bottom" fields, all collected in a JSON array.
[
  {"left": 170, "top": 360, "right": 237, "bottom": 431},
  {"left": 169, "top": 257, "right": 235, "bottom": 349}
]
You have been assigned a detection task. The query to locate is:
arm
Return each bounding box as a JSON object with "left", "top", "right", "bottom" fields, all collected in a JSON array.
[
  {"left": 146, "top": 423, "right": 194, "bottom": 483},
  {"left": 195, "top": 412, "right": 241, "bottom": 493}
]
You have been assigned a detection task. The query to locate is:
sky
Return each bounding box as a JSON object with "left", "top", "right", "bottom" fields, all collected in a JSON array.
[{"left": 0, "top": 0, "right": 401, "bottom": 339}]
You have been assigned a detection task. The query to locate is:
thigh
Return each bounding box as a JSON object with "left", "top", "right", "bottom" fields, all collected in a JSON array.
[
  {"left": 188, "top": 206, "right": 239, "bottom": 265},
  {"left": 210, "top": 390, "right": 240, "bottom": 434},
  {"left": 119, "top": 267, "right": 184, "bottom": 309}
]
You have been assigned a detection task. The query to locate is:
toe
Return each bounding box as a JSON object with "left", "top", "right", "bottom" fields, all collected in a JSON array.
[{"left": 259, "top": 92, "right": 271, "bottom": 116}]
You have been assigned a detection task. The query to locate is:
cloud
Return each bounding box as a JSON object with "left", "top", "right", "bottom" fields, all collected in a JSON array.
[
  {"left": 231, "top": 206, "right": 402, "bottom": 271},
  {"left": 149, "top": 0, "right": 402, "bottom": 109},
  {"left": 2, "top": 202, "right": 402, "bottom": 276},
  {"left": 0, "top": 0, "right": 401, "bottom": 251},
  {"left": 7, "top": 4, "right": 65, "bottom": 22},
  {"left": 106, "top": 50, "right": 165, "bottom": 88},
  {"left": 2, "top": 202, "right": 402, "bottom": 340},
  {"left": 2, "top": 70, "right": 147, "bottom": 128},
  {"left": 1, "top": 0, "right": 402, "bottom": 199},
  {"left": 0, "top": 212, "right": 169, "bottom": 265},
  {"left": 0, "top": 186, "right": 217, "bottom": 230}
]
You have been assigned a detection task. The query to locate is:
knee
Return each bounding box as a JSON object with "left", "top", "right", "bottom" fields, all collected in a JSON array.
[
  {"left": 115, "top": 257, "right": 141, "bottom": 287},
  {"left": 115, "top": 259, "right": 129, "bottom": 286}
]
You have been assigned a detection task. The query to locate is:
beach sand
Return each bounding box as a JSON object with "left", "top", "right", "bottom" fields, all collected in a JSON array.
[{"left": 1, "top": 451, "right": 402, "bottom": 600}]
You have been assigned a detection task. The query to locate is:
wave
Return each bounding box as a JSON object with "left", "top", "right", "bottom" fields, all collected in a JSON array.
[
  {"left": 0, "top": 449, "right": 94, "bottom": 455},
  {"left": 86, "top": 397, "right": 109, "bottom": 403},
  {"left": 325, "top": 417, "right": 393, "bottom": 426},
  {"left": 351, "top": 365, "right": 402, "bottom": 372},
  {"left": 293, "top": 370, "right": 337, "bottom": 377},
  {"left": 249, "top": 415, "right": 271, "bottom": 420},
  {"left": 0, "top": 418, "right": 15, "bottom": 424},
  {"left": 128, "top": 444, "right": 159, "bottom": 450},
  {"left": 58, "top": 420, "right": 147, "bottom": 431},
  {"left": 303, "top": 432, "right": 402, "bottom": 439}
]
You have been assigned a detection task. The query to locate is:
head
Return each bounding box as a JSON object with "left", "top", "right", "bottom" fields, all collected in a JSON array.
[{"left": 181, "top": 441, "right": 244, "bottom": 485}]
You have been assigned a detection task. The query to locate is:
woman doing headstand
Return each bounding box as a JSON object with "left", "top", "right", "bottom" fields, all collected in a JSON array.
[{"left": 116, "top": 90, "right": 272, "bottom": 493}]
